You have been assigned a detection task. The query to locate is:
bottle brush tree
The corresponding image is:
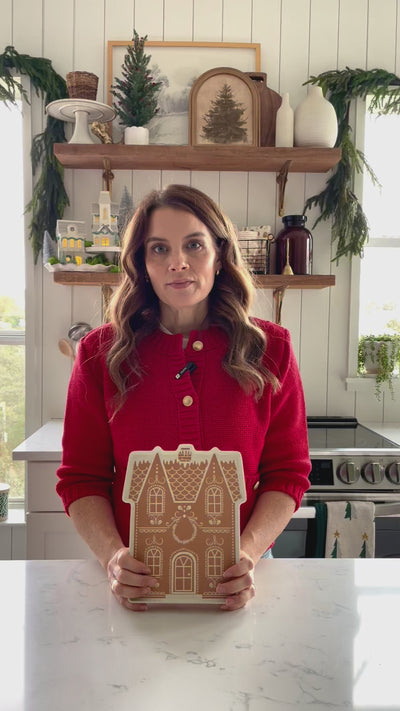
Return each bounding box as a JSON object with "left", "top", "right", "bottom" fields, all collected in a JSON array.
[{"left": 111, "top": 30, "right": 162, "bottom": 128}]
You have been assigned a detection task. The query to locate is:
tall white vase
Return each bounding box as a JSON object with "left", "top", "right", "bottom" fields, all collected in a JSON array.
[
  {"left": 294, "top": 86, "right": 338, "bottom": 147},
  {"left": 275, "top": 93, "right": 294, "bottom": 147},
  {"left": 124, "top": 126, "right": 149, "bottom": 145}
]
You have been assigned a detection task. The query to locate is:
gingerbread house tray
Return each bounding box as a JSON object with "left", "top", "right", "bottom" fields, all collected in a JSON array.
[{"left": 122, "top": 444, "right": 246, "bottom": 604}]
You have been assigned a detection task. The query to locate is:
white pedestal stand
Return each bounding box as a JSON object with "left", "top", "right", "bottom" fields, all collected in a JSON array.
[{"left": 46, "top": 99, "right": 115, "bottom": 144}]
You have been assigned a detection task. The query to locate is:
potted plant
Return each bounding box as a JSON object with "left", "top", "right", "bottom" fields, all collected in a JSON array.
[
  {"left": 111, "top": 30, "right": 162, "bottom": 144},
  {"left": 358, "top": 334, "right": 400, "bottom": 399}
]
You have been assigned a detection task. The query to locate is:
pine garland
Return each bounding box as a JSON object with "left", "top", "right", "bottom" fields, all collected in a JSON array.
[
  {"left": 304, "top": 67, "right": 400, "bottom": 262},
  {"left": 111, "top": 31, "right": 162, "bottom": 127},
  {"left": 0, "top": 45, "right": 69, "bottom": 262}
]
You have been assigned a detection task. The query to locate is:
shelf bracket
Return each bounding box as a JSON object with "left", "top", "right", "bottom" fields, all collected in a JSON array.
[
  {"left": 102, "top": 158, "right": 114, "bottom": 195},
  {"left": 273, "top": 286, "right": 287, "bottom": 325},
  {"left": 101, "top": 285, "right": 113, "bottom": 322},
  {"left": 276, "top": 160, "right": 292, "bottom": 217}
]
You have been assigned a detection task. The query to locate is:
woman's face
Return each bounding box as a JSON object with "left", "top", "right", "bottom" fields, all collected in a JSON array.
[{"left": 144, "top": 206, "right": 221, "bottom": 323}]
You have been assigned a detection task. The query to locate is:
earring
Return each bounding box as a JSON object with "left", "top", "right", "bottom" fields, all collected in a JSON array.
[
  {"left": 216, "top": 269, "right": 220, "bottom": 276},
  {"left": 144, "top": 271, "right": 150, "bottom": 282}
]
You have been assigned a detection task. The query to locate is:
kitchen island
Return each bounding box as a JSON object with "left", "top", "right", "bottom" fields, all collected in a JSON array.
[{"left": 1, "top": 557, "right": 399, "bottom": 710}]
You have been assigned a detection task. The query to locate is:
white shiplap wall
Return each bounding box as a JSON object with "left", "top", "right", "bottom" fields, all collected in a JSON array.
[{"left": 2, "top": 0, "right": 400, "bottom": 431}]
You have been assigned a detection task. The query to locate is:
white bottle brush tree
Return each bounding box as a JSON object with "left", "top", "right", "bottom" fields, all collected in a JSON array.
[{"left": 111, "top": 30, "right": 162, "bottom": 128}]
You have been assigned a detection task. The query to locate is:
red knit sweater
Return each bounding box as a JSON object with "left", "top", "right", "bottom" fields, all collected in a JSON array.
[{"left": 56, "top": 319, "right": 310, "bottom": 546}]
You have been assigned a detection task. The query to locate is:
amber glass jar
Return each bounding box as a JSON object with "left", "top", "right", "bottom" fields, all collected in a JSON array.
[{"left": 275, "top": 215, "right": 313, "bottom": 275}]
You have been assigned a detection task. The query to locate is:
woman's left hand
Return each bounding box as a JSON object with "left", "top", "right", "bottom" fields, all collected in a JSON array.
[{"left": 217, "top": 550, "right": 256, "bottom": 611}]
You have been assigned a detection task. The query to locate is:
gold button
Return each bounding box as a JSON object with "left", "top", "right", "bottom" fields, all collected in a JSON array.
[
  {"left": 192, "top": 340, "right": 203, "bottom": 351},
  {"left": 182, "top": 395, "right": 193, "bottom": 407},
  {"left": 253, "top": 481, "right": 260, "bottom": 491}
]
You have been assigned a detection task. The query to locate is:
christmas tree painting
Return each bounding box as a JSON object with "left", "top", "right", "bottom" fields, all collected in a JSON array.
[
  {"left": 118, "top": 186, "right": 134, "bottom": 238},
  {"left": 201, "top": 83, "right": 248, "bottom": 144}
]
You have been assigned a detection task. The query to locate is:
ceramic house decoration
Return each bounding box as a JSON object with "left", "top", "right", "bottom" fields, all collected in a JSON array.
[
  {"left": 123, "top": 444, "right": 246, "bottom": 604},
  {"left": 56, "top": 220, "right": 87, "bottom": 265},
  {"left": 91, "top": 190, "right": 120, "bottom": 248}
]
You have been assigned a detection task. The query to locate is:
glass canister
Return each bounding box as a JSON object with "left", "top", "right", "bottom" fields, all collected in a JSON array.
[{"left": 275, "top": 215, "right": 313, "bottom": 275}]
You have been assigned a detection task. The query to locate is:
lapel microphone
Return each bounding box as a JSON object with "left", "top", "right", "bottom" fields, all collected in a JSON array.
[{"left": 175, "top": 361, "right": 197, "bottom": 379}]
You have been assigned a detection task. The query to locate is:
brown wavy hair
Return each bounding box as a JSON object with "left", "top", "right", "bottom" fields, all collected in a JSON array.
[{"left": 107, "top": 184, "right": 279, "bottom": 408}]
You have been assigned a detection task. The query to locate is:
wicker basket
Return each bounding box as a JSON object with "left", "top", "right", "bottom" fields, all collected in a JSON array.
[{"left": 66, "top": 71, "right": 98, "bottom": 100}]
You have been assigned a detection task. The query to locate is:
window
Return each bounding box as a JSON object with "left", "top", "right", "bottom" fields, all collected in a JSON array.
[
  {"left": 359, "top": 96, "right": 400, "bottom": 339},
  {"left": 148, "top": 486, "right": 164, "bottom": 514},
  {"left": 206, "top": 548, "right": 223, "bottom": 577},
  {"left": 0, "top": 91, "right": 26, "bottom": 500},
  {"left": 206, "top": 486, "right": 223, "bottom": 515},
  {"left": 146, "top": 547, "right": 162, "bottom": 577}
]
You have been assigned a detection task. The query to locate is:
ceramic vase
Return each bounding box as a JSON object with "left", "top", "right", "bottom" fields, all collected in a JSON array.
[
  {"left": 275, "top": 93, "right": 294, "bottom": 147},
  {"left": 124, "top": 126, "right": 149, "bottom": 145},
  {"left": 245, "top": 72, "right": 282, "bottom": 146},
  {"left": 294, "top": 86, "right": 338, "bottom": 147}
]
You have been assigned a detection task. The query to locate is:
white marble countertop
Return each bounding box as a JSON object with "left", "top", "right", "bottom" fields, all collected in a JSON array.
[{"left": 2, "top": 558, "right": 400, "bottom": 710}]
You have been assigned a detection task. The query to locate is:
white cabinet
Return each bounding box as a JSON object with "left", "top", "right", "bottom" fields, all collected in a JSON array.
[
  {"left": 13, "top": 421, "right": 93, "bottom": 560},
  {"left": 26, "top": 460, "right": 93, "bottom": 559}
]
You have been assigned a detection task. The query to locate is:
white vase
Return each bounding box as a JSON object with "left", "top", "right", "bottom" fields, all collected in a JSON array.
[
  {"left": 294, "top": 86, "right": 338, "bottom": 148},
  {"left": 124, "top": 126, "right": 149, "bottom": 145},
  {"left": 275, "top": 93, "right": 294, "bottom": 147}
]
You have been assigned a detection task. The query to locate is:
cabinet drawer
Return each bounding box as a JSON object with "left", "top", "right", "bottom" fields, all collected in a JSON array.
[
  {"left": 27, "top": 461, "right": 62, "bottom": 512},
  {"left": 26, "top": 513, "right": 93, "bottom": 559}
]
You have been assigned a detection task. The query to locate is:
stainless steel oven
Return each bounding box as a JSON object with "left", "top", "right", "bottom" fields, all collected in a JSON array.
[{"left": 274, "top": 417, "right": 400, "bottom": 558}]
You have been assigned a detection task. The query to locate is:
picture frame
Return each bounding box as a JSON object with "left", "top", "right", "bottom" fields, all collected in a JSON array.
[
  {"left": 107, "top": 40, "right": 260, "bottom": 145},
  {"left": 189, "top": 67, "right": 260, "bottom": 146}
]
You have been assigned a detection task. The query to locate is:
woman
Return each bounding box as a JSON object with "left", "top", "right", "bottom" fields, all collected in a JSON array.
[{"left": 56, "top": 184, "right": 310, "bottom": 611}]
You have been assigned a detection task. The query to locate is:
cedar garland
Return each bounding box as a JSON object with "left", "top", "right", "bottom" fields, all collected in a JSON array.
[
  {"left": 304, "top": 67, "right": 400, "bottom": 262},
  {"left": 0, "top": 45, "right": 69, "bottom": 262}
]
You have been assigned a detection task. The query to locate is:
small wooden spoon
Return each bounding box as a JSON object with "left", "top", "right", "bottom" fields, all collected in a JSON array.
[{"left": 282, "top": 239, "right": 293, "bottom": 275}]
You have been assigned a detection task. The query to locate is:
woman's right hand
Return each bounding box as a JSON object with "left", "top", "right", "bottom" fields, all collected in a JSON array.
[{"left": 106, "top": 547, "right": 158, "bottom": 611}]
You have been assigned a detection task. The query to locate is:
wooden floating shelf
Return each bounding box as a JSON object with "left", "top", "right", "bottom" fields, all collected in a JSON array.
[
  {"left": 53, "top": 272, "right": 335, "bottom": 290},
  {"left": 53, "top": 144, "right": 341, "bottom": 173}
]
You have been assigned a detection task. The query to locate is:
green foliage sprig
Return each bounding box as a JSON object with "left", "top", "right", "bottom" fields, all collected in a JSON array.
[
  {"left": 304, "top": 68, "right": 400, "bottom": 262},
  {"left": 0, "top": 45, "right": 69, "bottom": 262},
  {"left": 111, "top": 31, "right": 162, "bottom": 128},
  {"left": 358, "top": 334, "right": 400, "bottom": 399}
]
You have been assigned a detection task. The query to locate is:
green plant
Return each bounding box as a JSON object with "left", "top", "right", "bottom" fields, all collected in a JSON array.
[
  {"left": 303, "top": 68, "right": 400, "bottom": 262},
  {"left": 111, "top": 30, "right": 162, "bottom": 128},
  {"left": 0, "top": 45, "right": 69, "bottom": 262},
  {"left": 358, "top": 334, "right": 400, "bottom": 399}
]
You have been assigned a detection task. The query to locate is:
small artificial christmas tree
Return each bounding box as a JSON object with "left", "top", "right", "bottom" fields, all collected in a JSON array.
[
  {"left": 111, "top": 30, "right": 162, "bottom": 128},
  {"left": 201, "top": 83, "right": 248, "bottom": 144}
]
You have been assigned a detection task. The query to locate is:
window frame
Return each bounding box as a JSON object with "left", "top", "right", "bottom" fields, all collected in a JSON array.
[{"left": 0, "top": 74, "right": 34, "bottom": 503}]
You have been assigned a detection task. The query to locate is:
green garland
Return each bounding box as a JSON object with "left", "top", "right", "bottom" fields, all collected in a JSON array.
[
  {"left": 304, "top": 67, "right": 400, "bottom": 262},
  {"left": 0, "top": 46, "right": 69, "bottom": 262}
]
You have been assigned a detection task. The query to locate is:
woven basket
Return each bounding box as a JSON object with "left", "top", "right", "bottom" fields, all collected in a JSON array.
[{"left": 66, "top": 71, "right": 98, "bottom": 100}]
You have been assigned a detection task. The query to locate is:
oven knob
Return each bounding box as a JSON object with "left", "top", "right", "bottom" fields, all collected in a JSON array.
[
  {"left": 386, "top": 462, "right": 400, "bottom": 485},
  {"left": 337, "top": 461, "right": 360, "bottom": 484},
  {"left": 361, "top": 462, "right": 384, "bottom": 484}
]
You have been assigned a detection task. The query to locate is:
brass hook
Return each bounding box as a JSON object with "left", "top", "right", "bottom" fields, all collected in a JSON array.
[{"left": 276, "top": 160, "right": 292, "bottom": 217}]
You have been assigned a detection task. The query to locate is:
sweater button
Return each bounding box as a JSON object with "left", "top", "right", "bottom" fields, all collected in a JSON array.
[
  {"left": 192, "top": 340, "right": 203, "bottom": 351},
  {"left": 182, "top": 395, "right": 193, "bottom": 407}
]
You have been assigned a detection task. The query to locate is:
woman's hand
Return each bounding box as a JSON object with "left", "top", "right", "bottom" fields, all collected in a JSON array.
[
  {"left": 216, "top": 550, "right": 256, "bottom": 611},
  {"left": 107, "top": 547, "right": 158, "bottom": 611}
]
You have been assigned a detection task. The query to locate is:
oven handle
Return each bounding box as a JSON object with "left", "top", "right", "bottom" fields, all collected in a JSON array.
[{"left": 295, "top": 501, "right": 400, "bottom": 519}]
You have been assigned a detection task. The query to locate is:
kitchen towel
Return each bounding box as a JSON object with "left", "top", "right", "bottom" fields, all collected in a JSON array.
[{"left": 325, "top": 501, "right": 375, "bottom": 558}]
